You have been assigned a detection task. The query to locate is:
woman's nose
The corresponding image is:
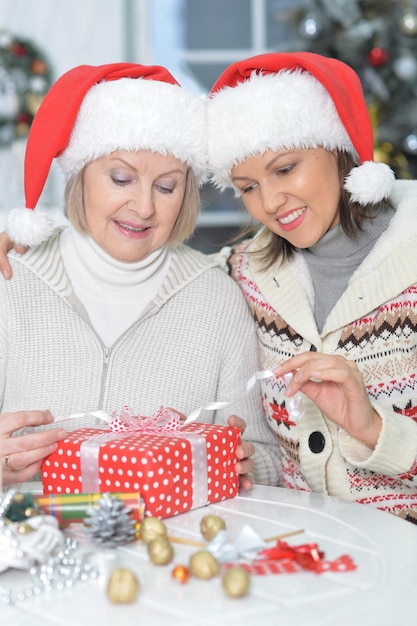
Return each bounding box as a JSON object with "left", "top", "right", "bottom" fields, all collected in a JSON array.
[
  {"left": 262, "top": 187, "right": 287, "bottom": 214},
  {"left": 130, "top": 190, "right": 155, "bottom": 219}
]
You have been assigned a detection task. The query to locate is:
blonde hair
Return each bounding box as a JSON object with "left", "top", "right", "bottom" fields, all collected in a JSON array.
[{"left": 64, "top": 166, "right": 200, "bottom": 246}]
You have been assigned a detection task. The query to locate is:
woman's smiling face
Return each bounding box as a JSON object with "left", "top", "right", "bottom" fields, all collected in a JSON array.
[
  {"left": 231, "top": 147, "right": 341, "bottom": 249},
  {"left": 83, "top": 149, "right": 188, "bottom": 263}
]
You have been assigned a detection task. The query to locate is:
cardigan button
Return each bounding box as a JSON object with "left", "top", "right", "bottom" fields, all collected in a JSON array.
[{"left": 308, "top": 431, "right": 325, "bottom": 453}]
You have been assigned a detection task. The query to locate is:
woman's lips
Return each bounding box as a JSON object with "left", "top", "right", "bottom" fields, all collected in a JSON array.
[
  {"left": 113, "top": 219, "right": 152, "bottom": 238},
  {"left": 277, "top": 207, "right": 306, "bottom": 231}
]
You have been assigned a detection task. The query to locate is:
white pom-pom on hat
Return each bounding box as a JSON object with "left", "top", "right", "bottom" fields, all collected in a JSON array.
[
  {"left": 344, "top": 161, "right": 395, "bottom": 204},
  {"left": 6, "top": 207, "right": 55, "bottom": 247}
]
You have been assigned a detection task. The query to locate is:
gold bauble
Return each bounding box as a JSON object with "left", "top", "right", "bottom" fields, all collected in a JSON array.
[
  {"left": 373, "top": 145, "right": 391, "bottom": 165},
  {"left": 147, "top": 537, "right": 174, "bottom": 565},
  {"left": 200, "top": 514, "right": 226, "bottom": 541},
  {"left": 106, "top": 567, "right": 140, "bottom": 603},
  {"left": 25, "top": 93, "right": 44, "bottom": 116},
  {"left": 24, "top": 507, "right": 39, "bottom": 518},
  {"left": 140, "top": 516, "right": 167, "bottom": 543},
  {"left": 189, "top": 550, "right": 219, "bottom": 579},
  {"left": 16, "top": 122, "right": 29, "bottom": 137},
  {"left": 222, "top": 566, "right": 250, "bottom": 598}
]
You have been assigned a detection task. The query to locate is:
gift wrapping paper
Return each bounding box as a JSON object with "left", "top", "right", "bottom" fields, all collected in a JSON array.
[{"left": 41, "top": 423, "right": 241, "bottom": 519}]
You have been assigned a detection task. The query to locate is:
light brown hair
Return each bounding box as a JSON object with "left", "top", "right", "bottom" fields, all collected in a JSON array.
[{"left": 64, "top": 166, "right": 200, "bottom": 246}]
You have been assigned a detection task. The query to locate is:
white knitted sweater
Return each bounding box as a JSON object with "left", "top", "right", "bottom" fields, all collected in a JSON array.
[
  {"left": 219, "top": 180, "right": 417, "bottom": 521},
  {"left": 0, "top": 232, "right": 281, "bottom": 486}
]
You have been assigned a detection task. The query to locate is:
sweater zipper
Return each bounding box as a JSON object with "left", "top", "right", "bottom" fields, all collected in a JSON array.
[
  {"left": 96, "top": 312, "right": 157, "bottom": 409},
  {"left": 66, "top": 296, "right": 161, "bottom": 409},
  {"left": 98, "top": 346, "right": 111, "bottom": 409}
]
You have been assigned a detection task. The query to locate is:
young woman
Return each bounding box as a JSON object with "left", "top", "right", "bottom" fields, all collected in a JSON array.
[
  {"left": 0, "top": 63, "right": 280, "bottom": 488},
  {"left": 207, "top": 51, "right": 417, "bottom": 521}
]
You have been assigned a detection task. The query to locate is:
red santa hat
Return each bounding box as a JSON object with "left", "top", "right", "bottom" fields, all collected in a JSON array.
[
  {"left": 7, "top": 63, "right": 207, "bottom": 246},
  {"left": 207, "top": 51, "right": 394, "bottom": 204}
]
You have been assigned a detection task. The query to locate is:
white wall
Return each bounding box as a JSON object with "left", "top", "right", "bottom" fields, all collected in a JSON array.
[
  {"left": 0, "top": 0, "right": 132, "bottom": 78},
  {"left": 0, "top": 0, "right": 153, "bottom": 220}
]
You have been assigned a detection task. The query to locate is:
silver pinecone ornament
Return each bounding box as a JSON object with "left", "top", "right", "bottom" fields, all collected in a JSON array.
[{"left": 84, "top": 493, "right": 137, "bottom": 548}]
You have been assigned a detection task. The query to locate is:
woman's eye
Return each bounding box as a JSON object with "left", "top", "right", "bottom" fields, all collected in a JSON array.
[
  {"left": 111, "top": 175, "right": 130, "bottom": 186},
  {"left": 277, "top": 164, "right": 295, "bottom": 175},
  {"left": 157, "top": 183, "right": 175, "bottom": 194},
  {"left": 241, "top": 183, "right": 257, "bottom": 194}
]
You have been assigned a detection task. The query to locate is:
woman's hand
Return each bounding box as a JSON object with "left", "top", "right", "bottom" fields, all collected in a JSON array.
[
  {"left": 0, "top": 231, "right": 27, "bottom": 279},
  {"left": 228, "top": 414, "right": 254, "bottom": 491},
  {"left": 275, "top": 353, "right": 382, "bottom": 449},
  {"left": 0, "top": 410, "right": 67, "bottom": 484}
]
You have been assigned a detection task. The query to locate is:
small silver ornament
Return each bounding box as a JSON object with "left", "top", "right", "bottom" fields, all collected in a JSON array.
[
  {"left": 393, "top": 54, "right": 417, "bottom": 82},
  {"left": 403, "top": 132, "right": 417, "bottom": 154},
  {"left": 298, "top": 11, "right": 323, "bottom": 40},
  {"left": 84, "top": 493, "right": 137, "bottom": 548}
]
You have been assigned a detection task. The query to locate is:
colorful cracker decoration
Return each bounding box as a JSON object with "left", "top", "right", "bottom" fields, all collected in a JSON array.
[{"left": 41, "top": 422, "right": 240, "bottom": 519}]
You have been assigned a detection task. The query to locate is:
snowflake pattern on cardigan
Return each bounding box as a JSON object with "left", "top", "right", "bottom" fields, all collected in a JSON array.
[{"left": 222, "top": 184, "right": 417, "bottom": 520}]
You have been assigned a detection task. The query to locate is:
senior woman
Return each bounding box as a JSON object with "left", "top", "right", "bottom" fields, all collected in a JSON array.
[{"left": 0, "top": 63, "right": 280, "bottom": 488}]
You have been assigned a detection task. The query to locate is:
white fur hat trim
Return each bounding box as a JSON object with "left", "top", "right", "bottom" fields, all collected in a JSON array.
[
  {"left": 208, "top": 70, "right": 356, "bottom": 191},
  {"left": 58, "top": 78, "right": 207, "bottom": 182}
]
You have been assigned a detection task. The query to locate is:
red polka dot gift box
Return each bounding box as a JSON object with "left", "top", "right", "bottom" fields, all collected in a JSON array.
[{"left": 41, "top": 411, "right": 241, "bottom": 519}]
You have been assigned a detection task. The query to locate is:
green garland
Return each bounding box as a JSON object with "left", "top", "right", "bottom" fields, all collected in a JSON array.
[{"left": 0, "top": 29, "right": 52, "bottom": 146}]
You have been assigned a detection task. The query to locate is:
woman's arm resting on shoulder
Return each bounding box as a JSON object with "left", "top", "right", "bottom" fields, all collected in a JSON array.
[
  {"left": 0, "top": 410, "right": 67, "bottom": 484},
  {"left": 0, "top": 232, "right": 27, "bottom": 279}
]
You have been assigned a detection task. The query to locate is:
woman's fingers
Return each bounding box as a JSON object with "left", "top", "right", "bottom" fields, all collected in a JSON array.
[
  {"left": 3, "top": 438, "right": 62, "bottom": 473},
  {"left": 276, "top": 354, "right": 361, "bottom": 396},
  {"left": 226, "top": 416, "right": 254, "bottom": 484},
  {"left": 0, "top": 232, "right": 26, "bottom": 279},
  {"left": 1, "top": 411, "right": 67, "bottom": 484},
  {"left": 0, "top": 410, "right": 55, "bottom": 437},
  {"left": 227, "top": 414, "right": 247, "bottom": 432}
]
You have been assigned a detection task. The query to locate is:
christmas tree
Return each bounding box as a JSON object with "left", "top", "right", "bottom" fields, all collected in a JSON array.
[{"left": 289, "top": 0, "right": 417, "bottom": 177}]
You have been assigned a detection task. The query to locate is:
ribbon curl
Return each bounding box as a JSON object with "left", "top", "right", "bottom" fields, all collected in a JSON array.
[
  {"left": 109, "top": 406, "right": 185, "bottom": 433},
  {"left": 54, "top": 369, "right": 279, "bottom": 430}
]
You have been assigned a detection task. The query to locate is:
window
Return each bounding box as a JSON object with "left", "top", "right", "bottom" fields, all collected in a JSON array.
[{"left": 150, "top": 0, "right": 306, "bottom": 251}]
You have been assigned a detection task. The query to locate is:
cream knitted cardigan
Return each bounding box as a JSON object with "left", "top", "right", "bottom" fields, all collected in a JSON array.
[
  {"left": 0, "top": 231, "right": 281, "bottom": 486},
  {"left": 218, "top": 180, "right": 417, "bottom": 521}
]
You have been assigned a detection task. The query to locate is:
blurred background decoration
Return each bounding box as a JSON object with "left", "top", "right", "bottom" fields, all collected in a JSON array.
[
  {"left": 0, "top": 30, "right": 51, "bottom": 147},
  {"left": 0, "top": 0, "right": 416, "bottom": 251},
  {"left": 290, "top": 0, "right": 417, "bottom": 179}
]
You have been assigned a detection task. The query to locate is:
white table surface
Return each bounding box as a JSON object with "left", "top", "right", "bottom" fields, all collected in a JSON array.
[{"left": 1, "top": 484, "right": 416, "bottom": 626}]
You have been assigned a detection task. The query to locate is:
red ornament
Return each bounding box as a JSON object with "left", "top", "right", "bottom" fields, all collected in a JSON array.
[
  {"left": 367, "top": 47, "right": 389, "bottom": 68},
  {"left": 16, "top": 112, "right": 31, "bottom": 124},
  {"left": 9, "top": 42, "right": 27, "bottom": 57},
  {"left": 172, "top": 564, "right": 190, "bottom": 584}
]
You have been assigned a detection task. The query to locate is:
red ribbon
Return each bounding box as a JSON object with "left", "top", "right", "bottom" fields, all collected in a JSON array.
[{"left": 223, "top": 540, "right": 357, "bottom": 575}]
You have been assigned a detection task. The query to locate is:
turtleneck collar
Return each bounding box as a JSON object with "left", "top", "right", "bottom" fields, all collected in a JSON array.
[
  {"left": 307, "top": 209, "right": 393, "bottom": 261},
  {"left": 60, "top": 226, "right": 169, "bottom": 291},
  {"left": 60, "top": 226, "right": 171, "bottom": 345},
  {"left": 302, "top": 209, "right": 393, "bottom": 332}
]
